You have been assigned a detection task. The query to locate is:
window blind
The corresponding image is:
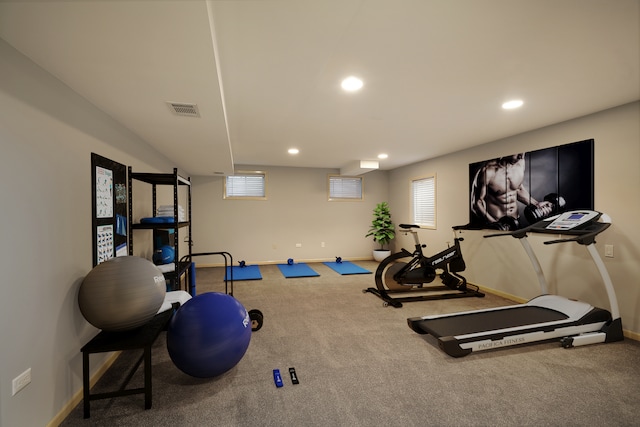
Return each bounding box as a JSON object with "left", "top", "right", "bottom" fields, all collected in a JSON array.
[
  {"left": 329, "top": 176, "right": 362, "bottom": 200},
  {"left": 225, "top": 174, "right": 265, "bottom": 198},
  {"left": 412, "top": 176, "right": 435, "bottom": 226}
]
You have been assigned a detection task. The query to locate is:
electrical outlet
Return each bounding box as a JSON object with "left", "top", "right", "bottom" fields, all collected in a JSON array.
[
  {"left": 605, "top": 244, "right": 614, "bottom": 258},
  {"left": 321, "top": 242, "right": 325, "bottom": 248},
  {"left": 295, "top": 243, "right": 302, "bottom": 248},
  {"left": 12, "top": 368, "right": 31, "bottom": 396}
]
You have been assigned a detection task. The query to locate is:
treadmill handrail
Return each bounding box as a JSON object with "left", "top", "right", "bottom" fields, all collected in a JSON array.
[
  {"left": 480, "top": 211, "right": 620, "bottom": 320},
  {"left": 586, "top": 243, "right": 620, "bottom": 319},
  {"left": 519, "top": 237, "right": 548, "bottom": 295}
]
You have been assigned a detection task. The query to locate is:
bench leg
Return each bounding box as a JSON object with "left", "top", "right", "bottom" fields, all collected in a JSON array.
[
  {"left": 83, "top": 352, "right": 90, "bottom": 418},
  {"left": 144, "top": 346, "right": 152, "bottom": 409}
]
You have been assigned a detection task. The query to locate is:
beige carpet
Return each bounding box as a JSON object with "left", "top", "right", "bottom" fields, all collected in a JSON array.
[{"left": 61, "top": 261, "right": 640, "bottom": 426}]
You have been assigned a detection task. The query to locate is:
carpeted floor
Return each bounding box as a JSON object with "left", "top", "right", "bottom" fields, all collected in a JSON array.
[{"left": 61, "top": 261, "right": 640, "bottom": 426}]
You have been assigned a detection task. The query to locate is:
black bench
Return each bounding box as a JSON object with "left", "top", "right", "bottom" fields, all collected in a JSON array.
[{"left": 81, "top": 308, "right": 173, "bottom": 418}]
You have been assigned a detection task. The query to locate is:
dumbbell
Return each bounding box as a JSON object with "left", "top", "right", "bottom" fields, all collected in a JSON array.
[
  {"left": 488, "top": 215, "right": 519, "bottom": 231},
  {"left": 524, "top": 193, "right": 566, "bottom": 223}
]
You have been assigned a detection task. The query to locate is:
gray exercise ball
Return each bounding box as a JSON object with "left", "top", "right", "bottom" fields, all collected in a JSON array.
[{"left": 78, "top": 256, "right": 166, "bottom": 331}]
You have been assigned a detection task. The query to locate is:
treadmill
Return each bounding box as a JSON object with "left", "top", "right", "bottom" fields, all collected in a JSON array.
[{"left": 407, "top": 210, "right": 624, "bottom": 357}]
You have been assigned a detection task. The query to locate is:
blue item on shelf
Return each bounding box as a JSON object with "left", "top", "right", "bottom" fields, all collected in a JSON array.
[
  {"left": 153, "top": 245, "right": 175, "bottom": 265},
  {"left": 140, "top": 216, "right": 175, "bottom": 224}
]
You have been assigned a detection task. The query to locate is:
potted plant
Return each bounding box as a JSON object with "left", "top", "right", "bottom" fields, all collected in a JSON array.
[{"left": 365, "top": 202, "right": 395, "bottom": 261}]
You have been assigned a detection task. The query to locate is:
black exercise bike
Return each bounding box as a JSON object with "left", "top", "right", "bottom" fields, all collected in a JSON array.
[{"left": 363, "top": 224, "right": 484, "bottom": 307}]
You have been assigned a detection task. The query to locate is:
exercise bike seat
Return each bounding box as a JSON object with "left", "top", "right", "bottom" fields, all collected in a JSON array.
[{"left": 399, "top": 224, "right": 420, "bottom": 229}]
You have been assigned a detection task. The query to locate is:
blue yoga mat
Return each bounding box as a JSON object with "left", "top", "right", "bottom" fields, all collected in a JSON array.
[
  {"left": 277, "top": 263, "right": 320, "bottom": 278},
  {"left": 323, "top": 261, "right": 371, "bottom": 275},
  {"left": 225, "top": 265, "right": 262, "bottom": 281}
]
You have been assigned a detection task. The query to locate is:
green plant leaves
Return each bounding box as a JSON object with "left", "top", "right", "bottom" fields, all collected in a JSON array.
[{"left": 365, "top": 202, "right": 395, "bottom": 249}]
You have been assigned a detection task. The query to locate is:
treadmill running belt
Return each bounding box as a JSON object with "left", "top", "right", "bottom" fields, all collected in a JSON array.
[{"left": 413, "top": 306, "right": 568, "bottom": 338}]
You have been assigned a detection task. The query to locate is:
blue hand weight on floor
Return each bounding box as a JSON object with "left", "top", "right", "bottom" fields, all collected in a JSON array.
[
  {"left": 287, "top": 258, "right": 294, "bottom": 265},
  {"left": 273, "top": 369, "right": 284, "bottom": 387}
]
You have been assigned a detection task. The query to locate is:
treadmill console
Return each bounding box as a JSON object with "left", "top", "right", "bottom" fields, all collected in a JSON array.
[
  {"left": 484, "top": 209, "right": 610, "bottom": 244},
  {"left": 540, "top": 210, "right": 600, "bottom": 231}
]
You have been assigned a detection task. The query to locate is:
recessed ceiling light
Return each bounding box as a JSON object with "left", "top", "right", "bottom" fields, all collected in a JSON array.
[
  {"left": 288, "top": 148, "right": 299, "bottom": 155},
  {"left": 377, "top": 153, "right": 388, "bottom": 159},
  {"left": 502, "top": 99, "right": 524, "bottom": 109},
  {"left": 341, "top": 76, "right": 363, "bottom": 92}
]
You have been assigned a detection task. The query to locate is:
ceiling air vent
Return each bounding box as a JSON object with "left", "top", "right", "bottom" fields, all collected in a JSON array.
[{"left": 167, "top": 102, "right": 200, "bottom": 118}]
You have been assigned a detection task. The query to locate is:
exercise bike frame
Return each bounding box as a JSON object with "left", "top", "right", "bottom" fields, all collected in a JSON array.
[{"left": 364, "top": 224, "right": 484, "bottom": 307}]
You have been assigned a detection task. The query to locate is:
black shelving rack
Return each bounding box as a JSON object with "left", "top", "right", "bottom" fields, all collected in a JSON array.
[{"left": 128, "top": 167, "right": 192, "bottom": 291}]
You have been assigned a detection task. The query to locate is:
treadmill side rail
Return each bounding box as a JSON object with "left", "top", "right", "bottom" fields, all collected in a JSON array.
[
  {"left": 456, "top": 321, "right": 608, "bottom": 355},
  {"left": 562, "top": 318, "right": 624, "bottom": 348},
  {"left": 561, "top": 332, "right": 606, "bottom": 348}
]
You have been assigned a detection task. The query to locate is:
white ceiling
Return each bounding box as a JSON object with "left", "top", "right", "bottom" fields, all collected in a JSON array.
[{"left": 1, "top": 0, "right": 638, "bottom": 176}]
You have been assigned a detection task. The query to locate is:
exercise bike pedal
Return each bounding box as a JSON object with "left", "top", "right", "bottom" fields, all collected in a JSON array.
[{"left": 441, "top": 272, "right": 462, "bottom": 290}]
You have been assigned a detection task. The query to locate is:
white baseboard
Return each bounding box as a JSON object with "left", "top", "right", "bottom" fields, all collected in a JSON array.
[
  {"left": 47, "top": 352, "right": 121, "bottom": 427},
  {"left": 193, "top": 257, "right": 374, "bottom": 268}
]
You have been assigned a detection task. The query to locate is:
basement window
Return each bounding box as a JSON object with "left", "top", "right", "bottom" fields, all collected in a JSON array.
[
  {"left": 328, "top": 175, "right": 363, "bottom": 201},
  {"left": 224, "top": 172, "right": 267, "bottom": 200},
  {"left": 411, "top": 174, "right": 436, "bottom": 228}
]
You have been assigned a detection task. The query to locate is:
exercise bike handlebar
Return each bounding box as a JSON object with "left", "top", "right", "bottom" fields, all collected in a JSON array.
[{"left": 398, "top": 224, "right": 466, "bottom": 249}]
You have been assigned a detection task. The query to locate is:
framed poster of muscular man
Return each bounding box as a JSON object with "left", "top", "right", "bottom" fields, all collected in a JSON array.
[{"left": 468, "top": 139, "right": 594, "bottom": 230}]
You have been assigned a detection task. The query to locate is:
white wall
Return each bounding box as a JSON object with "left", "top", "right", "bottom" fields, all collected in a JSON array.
[
  {"left": 191, "top": 166, "right": 390, "bottom": 265},
  {"left": 388, "top": 102, "right": 640, "bottom": 337},
  {"left": 0, "top": 39, "right": 179, "bottom": 427},
  {"left": 1, "top": 33, "right": 639, "bottom": 426}
]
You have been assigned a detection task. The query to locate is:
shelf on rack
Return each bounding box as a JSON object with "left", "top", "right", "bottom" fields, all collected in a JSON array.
[
  {"left": 131, "top": 222, "right": 190, "bottom": 230},
  {"left": 128, "top": 167, "right": 192, "bottom": 292}
]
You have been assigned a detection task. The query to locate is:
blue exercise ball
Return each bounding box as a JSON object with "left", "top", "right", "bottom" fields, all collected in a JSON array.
[
  {"left": 152, "top": 245, "right": 175, "bottom": 265},
  {"left": 167, "top": 292, "right": 252, "bottom": 378},
  {"left": 78, "top": 256, "right": 166, "bottom": 331}
]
